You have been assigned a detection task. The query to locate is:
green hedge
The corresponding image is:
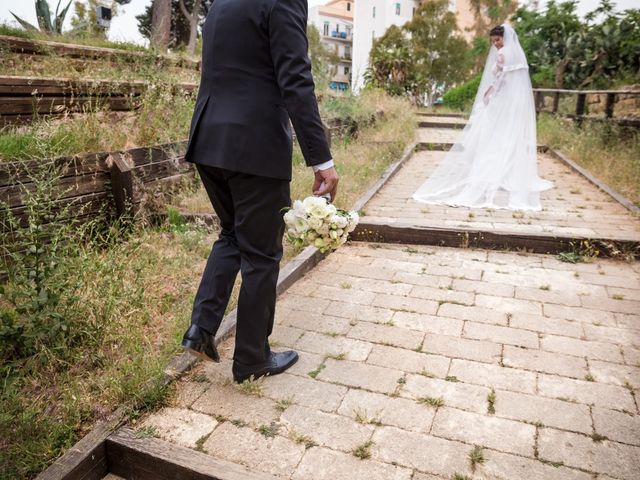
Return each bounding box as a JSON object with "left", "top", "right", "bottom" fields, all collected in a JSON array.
[{"left": 442, "top": 74, "right": 482, "bottom": 111}]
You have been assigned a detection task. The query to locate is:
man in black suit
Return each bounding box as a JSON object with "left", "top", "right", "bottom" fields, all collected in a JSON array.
[{"left": 181, "top": 0, "right": 339, "bottom": 383}]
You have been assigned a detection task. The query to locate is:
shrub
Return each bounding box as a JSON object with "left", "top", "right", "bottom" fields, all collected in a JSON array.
[{"left": 442, "top": 75, "right": 482, "bottom": 111}]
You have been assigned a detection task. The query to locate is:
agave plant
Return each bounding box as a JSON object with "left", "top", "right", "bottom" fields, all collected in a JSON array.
[{"left": 10, "top": 0, "right": 73, "bottom": 34}]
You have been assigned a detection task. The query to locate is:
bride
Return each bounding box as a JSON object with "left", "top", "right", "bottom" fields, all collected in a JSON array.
[{"left": 413, "top": 24, "right": 553, "bottom": 211}]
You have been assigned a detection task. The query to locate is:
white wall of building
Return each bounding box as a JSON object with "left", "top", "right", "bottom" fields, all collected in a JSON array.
[{"left": 352, "top": 0, "right": 419, "bottom": 91}]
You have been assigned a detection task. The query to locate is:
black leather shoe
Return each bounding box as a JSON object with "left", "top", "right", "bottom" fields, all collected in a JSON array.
[
  {"left": 233, "top": 350, "right": 299, "bottom": 383},
  {"left": 181, "top": 324, "right": 220, "bottom": 363}
]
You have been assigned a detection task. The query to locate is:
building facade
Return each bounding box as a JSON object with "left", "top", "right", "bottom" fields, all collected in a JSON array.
[
  {"left": 351, "top": 0, "right": 478, "bottom": 91},
  {"left": 308, "top": 0, "right": 355, "bottom": 91}
]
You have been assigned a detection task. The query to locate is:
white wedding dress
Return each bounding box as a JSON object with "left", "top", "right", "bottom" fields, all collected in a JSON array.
[{"left": 413, "top": 24, "right": 553, "bottom": 211}]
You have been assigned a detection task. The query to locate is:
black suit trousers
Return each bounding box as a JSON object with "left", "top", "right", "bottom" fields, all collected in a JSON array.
[{"left": 191, "top": 164, "right": 290, "bottom": 366}]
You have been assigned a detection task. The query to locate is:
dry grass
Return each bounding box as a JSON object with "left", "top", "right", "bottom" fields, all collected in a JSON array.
[{"left": 538, "top": 114, "right": 640, "bottom": 206}]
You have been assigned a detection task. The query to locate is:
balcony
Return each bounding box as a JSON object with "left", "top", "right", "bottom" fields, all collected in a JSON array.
[{"left": 323, "top": 31, "right": 353, "bottom": 42}]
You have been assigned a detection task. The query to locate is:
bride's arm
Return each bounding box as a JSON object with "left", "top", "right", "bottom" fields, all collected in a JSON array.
[{"left": 484, "top": 52, "right": 505, "bottom": 102}]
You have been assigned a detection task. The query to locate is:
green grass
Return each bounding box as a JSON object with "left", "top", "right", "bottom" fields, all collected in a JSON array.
[
  {"left": 0, "top": 222, "right": 217, "bottom": 479},
  {"left": 538, "top": 114, "right": 640, "bottom": 207},
  {"left": 0, "top": 84, "right": 196, "bottom": 162}
]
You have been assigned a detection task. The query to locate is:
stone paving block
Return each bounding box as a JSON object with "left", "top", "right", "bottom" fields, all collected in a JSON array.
[
  {"left": 451, "top": 277, "right": 515, "bottom": 298},
  {"left": 510, "top": 312, "right": 584, "bottom": 338},
  {"left": 280, "top": 311, "right": 352, "bottom": 335},
  {"left": 540, "top": 334, "right": 625, "bottom": 363},
  {"left": 411, "top": 473, "right": 446, "bottom": 480},
  {"left": 437, "top": 303, "right": 508, "bottom": 326},
  {"left": 295, "top": 331, "right": 373, "bottom": 361},
  {"left": 616, "top": 313, "right": 640, "bottom": 331},
  {"left": 538, "top": 374, "right": 636, "bottom": 411},
  {"left": 422, "top": 332, "right": 502, "bottom": 364},
  {"left": 477, "top": 449, "right": 592, "bottom": 480},
  {"left": 171, "top": 378, "right": 210, "bottom": 408},
  {"left": 464, "top": 322, "right": 539, "bottom": 348},
  {"left": 402, "top": 374, "right": 491, "bottom": 415},
  {"left": 503, "top": 345, "right": 588, "bottom": 379},
  {"left": 347, "top": 321, "right": 424, "bottom": 350},
  {"left": 592, "top": 406, "right": 640, "bottom": 446},
  {"left": 583, "top": 324, "right": 640, "bottom": 347},
  {"left": 449, "top": 359, "right": 537, "bottom": 394},
  {"left": 141, "top": 407, "right": 218, "bottom": 449},
  {"left": 392, "top": 311, "right": 463, "bottom": 336},
  {"left": 476, "top": 294, "right": 543, "bottom": 315},
  {"left": 191, "top": 383, "right": 281, "bottom": 427},
  {"left": 338, "top": 388, "right": 436, "bottom": 433},
  {"left": 372, "top": 426, "right": 473, "bottom": 478},
  {"left": 337, "top": 263, "right": 397, "bottom": 281},
  {"left": 494, "top": 389, "right": 592, "bottom": 434},
  {"left": 392, "top": 271, "right": 453, "bottom": 288},
  {"left": 324, "top": 301, "right": 395, "bottom": 323},
  {"left": 281, "top": 293, "right": 331, "bottom": 314},
  {"left": 372, "top": 293, "right": 439, "bottom": 315},
  {"left": 589, "top": 360, "right": 640, "bottom": 388},
  {"left": 366, "top": 344, "right": 450, "bottom": 378},
  {"left": 202, "top": 422, "right": 305, "bottom": 477},
  {"left": 431, "top": 406, "right": 536, "bottom": 456},
  {"left": 310, "top": 284, "right": 377, "bottom": 306},
  {"left": 409, "top": 285, "right": 475, "bottom": 305},
  {"left": 286, "top": 351, "right": 325, "bottom": 378},
  {"left": 622, "top": 345, "right": 640, "bottom": 367},
  {"left": 280, "top": 404, "right": 374, "bottom": 452},
  {"left": 261, "top": 373, "right": 347, "bottom": 413},
  {"left": 269, "top": 325, "right": 305, "bottom": 348},
  {"left": 538, "top": 428, "right": 640, "bottom": 480},
  {"left": 422, "top": 264, "right": 483, "bottom": 280},
  {"left": 515, "top": 286, "right": 582, "bottom": 306},
  {"left": 543, "top": 304, "right": 618, "bottom": 326},
  {"left": 580, "top": 295, "right": 640, "bottom": 315},
  {"left": 291, "top": 446, "right": 413, "bottom": 480},
  {"left": 317, "top": 358, "right": 403, "bottom": 394},
  {"left": 607, "top": 286, "right": 640, "bottom": 302}
]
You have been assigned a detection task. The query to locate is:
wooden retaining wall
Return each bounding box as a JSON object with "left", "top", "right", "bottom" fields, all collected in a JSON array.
[{"left": 0, "top": 75, "right": 198, "bottom": 125}]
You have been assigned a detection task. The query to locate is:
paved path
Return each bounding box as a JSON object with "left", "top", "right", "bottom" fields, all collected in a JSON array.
[
  {"left": 138, "top": 121, "right": 640, "bottom": 479},
  {"left": 143, "top": 242, "right": 640, "bottom": 479},
  {"left": 364, "top": 149, "right": 640, "bottom": 241}
]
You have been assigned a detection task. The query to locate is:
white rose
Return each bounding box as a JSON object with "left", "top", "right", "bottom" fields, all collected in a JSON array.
[
  {"left": 293, "top": 199, "right": 306, "bottom": 215},
  {"left": 283, "top": 210, "right": 296, "bottom": 226},
  {"left": 307, "top": 231, "right": 317, "bottom": 241},
  {"left": 303, "top": 196, "right": 331, "bottom": 218},
  {"left": 316, "top": 223, "right": 330, "bottom": 236},
  {"left": 308, "top": 217, "right": 323, "bottom": 230}
]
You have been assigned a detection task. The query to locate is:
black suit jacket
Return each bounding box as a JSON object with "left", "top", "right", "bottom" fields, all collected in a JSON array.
[{"left": 185, "top": 0, "right": 332, "bottom": 180}]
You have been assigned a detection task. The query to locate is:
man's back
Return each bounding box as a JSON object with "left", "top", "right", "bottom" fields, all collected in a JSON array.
[{"left": 185, "top": 0, "right": 331, "bottom": 180}]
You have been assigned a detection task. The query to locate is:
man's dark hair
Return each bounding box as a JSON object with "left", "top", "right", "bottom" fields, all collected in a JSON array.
[{"left": 489, "top": 25, "right": 504, "bottom": 37}]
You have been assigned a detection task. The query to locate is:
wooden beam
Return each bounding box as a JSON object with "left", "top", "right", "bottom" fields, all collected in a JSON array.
[
  {"left": 418, "top": 121, "right": 465, "bottom": 129},
  {"left": 108, "top": 153, "right": 134, "bottom": 216},
  {"left": 105, "top": 428, "right": 279, "bottom": 480},
  {"left": 351, "top": 221, "right": 639, "bottom": 257},
  {"left": 35, "top": 409, "right": 126, "bottom": 480}
]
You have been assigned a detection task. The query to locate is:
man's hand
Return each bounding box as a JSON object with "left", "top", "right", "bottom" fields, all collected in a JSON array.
[{"left": 313, "top": 167, "right": 339, "bottom": 202}]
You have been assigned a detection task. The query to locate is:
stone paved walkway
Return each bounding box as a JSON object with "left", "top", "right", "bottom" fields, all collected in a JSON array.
[
  {"left": 364, "top": 147, "right": 640, "bottom": 242},
  {"left": 142, "top": 242, "right": 640, "bottom": 480}
]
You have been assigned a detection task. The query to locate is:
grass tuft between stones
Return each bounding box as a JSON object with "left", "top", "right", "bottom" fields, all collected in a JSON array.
[
  {"left": 352, "top": 440, "right": 374, "bottom": 460},
  {"left": 469, "top": 444, "right": 486, "bottom": 472}
]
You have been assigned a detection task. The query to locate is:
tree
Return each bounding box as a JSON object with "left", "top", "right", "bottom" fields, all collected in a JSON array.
[
  {"left": 10, "top": 0, "right": 73, "bottom": 34},
  {"left": 151, "top": 0, "right": 172, "bottom": 52},
  {"left": 137, "top": 0, "right": 211, "bottom": 51},
  {"left": 178, "top": 0, "right": 201, "bottom": 54},
  {"left": 366, "top": 0, "right": 469, "bottom": 104},
  {"left": 307, "top": 24, "right": 340, "bottom": 92},
  {"left": 512, "top": 0, "right": 639, "bottom": 88},
  {"left": 468, "top": 0, "right": 518, "bottom": 37}
]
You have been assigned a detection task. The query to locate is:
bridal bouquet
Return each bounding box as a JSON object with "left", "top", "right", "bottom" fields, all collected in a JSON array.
[{"left": 283, "top": 197, "right": 359, "bottom": 253}]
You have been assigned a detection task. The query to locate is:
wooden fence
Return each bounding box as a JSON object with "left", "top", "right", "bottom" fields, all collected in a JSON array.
[
  {"left": 0, "top": 34, "right": 200, "bottom": 70},
  {"left": 0, "top": 75, "right": 198, "bottom": 125},
  {"left": 532, "top": 88, "right": 640, "bottom": 127}
]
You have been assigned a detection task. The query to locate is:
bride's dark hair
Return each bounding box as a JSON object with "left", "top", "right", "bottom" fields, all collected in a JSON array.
[{"left": 489, "top": 25, "right": 504, "bottom": 37}]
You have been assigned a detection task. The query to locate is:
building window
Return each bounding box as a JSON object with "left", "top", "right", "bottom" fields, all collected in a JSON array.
[
  {"left": 347, "top": 2, "right": 351, "bottom": 11},
  {"left": 344, "top": 66, "right": 350, "bottom": 75},
  {"left": 412, "top": 7, "right": 416, "bottom": 16},
  {"left": 336, "top": 23, "right": 340, "bottom": 33},
  {"left": 395, "top": 3, "right": 401, "bottom": 15},
  {"left": 372, "top": 6, "right": 376, "bottom": 18},
  {"left": 323, "top": 22, "right": 329, "bottom": 36}
]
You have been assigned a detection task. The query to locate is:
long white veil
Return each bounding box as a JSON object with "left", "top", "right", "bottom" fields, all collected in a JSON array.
[{"left": 413, "top": 24, "right": 553, "bottom": 211}]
